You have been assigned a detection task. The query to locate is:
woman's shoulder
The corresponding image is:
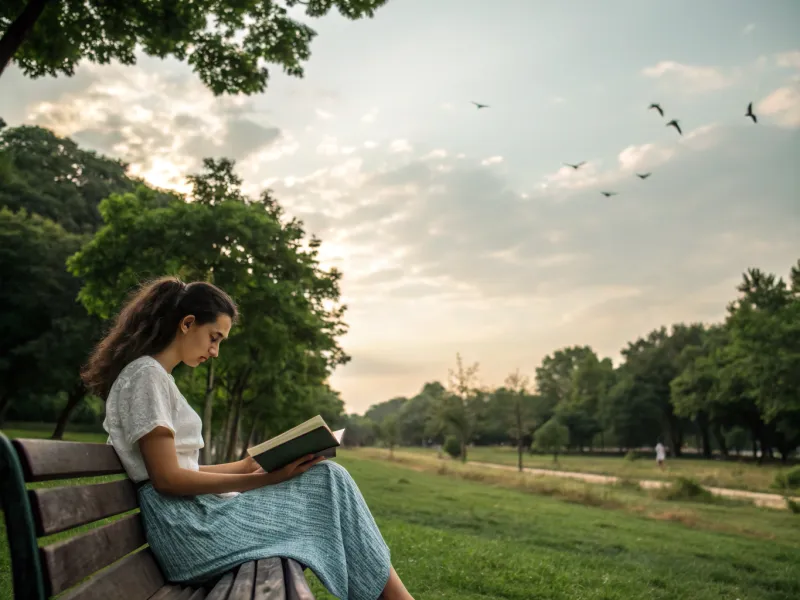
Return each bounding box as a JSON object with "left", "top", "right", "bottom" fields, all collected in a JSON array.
[{"left": 115, "top": 356, "right": 171, "bottom": 391}]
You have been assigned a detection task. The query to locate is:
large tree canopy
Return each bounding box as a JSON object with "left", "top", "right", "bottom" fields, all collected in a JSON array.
[{"left": 0, "top": 0, "right": 389, "bottom": 94}]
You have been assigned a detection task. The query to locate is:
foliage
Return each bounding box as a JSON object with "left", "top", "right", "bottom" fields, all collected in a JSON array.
[
  {"left": 533, "top": 419, "right": 569, "bottom": 463},
  {"left": 1, "top": 0, "right": 389, "bottom": 95},
  {"left": 656, "top": 477, "right": 717, "bottom": 504},
  {"left": 773, "top": 467, "right": 800, "bottom": 491},
  {"left": 443, "top": 435, "right": 461, "bottom": 459}
]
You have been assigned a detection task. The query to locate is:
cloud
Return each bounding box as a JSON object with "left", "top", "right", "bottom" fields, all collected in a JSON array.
[
  {"left": 540, "top": 124, "right": 718, "bottom": 194},
  {"left": 360, "top": 108, "right": 378, "bottom": 123},
  {"left": 642, "top": 61, "right": 738, "bottom": 93},
  {"left": 363, "top": 141, "right": 378, "bottom": 149},
  {"left": 775, "top": 51, "right": 800, "bottom": 70},
  {"left": 550, "top": 96, "right": 566, "bottom": 105},
  {"left": 389, "top": 139, "right": 413, "bottom": 153},
  {"left": 440, "top": 102, "right": 454, "bottom": 110},
  {"left": 757, "top": 87, "right": 800, "bottom": 127},
  {"left": 25, "top": 63, "right": 283, "bottom": 193},
  {"left": 315, "top": 108, "right": 334, "bottom": 120},
  {"left": 743, "top": 23, "right": 755, "bottom": 35},
  {"left": 422, "top": 149, "right": 447, "bottom": 160},
  {"left": 481, "top": 155, "right": 504, "bottom": 166}
]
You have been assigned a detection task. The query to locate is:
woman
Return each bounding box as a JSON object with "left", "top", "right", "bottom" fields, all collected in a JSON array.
[{"left": 85, "top": 276, "right": 414, "bottom": 600}]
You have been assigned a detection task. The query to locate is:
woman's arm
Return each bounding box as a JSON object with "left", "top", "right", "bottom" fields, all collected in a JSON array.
[
  {"left": 138, "top": 427, "right": 323, "bottom": 496},
  {"left": 199, "top": 456, "right": 259, "bottom": 475}
]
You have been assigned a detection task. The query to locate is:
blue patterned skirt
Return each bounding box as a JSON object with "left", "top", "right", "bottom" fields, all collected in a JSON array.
[{"left": 137, "top": 461, "right": 391, "bottom": 600}]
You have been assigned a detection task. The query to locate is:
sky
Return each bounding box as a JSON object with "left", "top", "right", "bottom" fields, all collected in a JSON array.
[{"left": 2, "top": 0, "right": 799, "bottom": 414}]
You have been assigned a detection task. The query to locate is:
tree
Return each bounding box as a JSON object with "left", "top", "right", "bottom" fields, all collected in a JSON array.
[
  {"left": 533, "top": 418, "right": 569, "bottom": 464},
  {"left": 380, "top": 414, "right": 400, "bottom": 458},
  {"left": 502, "top": 369, "right": 535, "bottom": 472},
  {"left": 68, "top": 158, "right": 349, "bottom": 456},
  {"left": 534, "top": 346, "right": 595, "bottom": 426},
  {"left": 0, "top": 125, "right": 165, "bottom": 233},
  {"left": 1, "top": 0, "right": 389, "bottom": 93},
  {"left": 438, "top": 353, "right": 480, "bottom": 463},
  {"left": 0, "top": 207, "right": 100, "bottom": 429}
]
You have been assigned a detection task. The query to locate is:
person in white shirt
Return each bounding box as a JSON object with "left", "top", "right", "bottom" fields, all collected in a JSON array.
[
  {"left": 85, "top": 276, "right": 414, "bottom": 600},
  {"left": 655, "top": 440, "right": 666, "bottom": 470}
]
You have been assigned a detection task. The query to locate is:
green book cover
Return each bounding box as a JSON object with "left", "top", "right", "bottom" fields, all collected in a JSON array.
[{"left": 251, "top": 426, "right": 340, "bottom": 472}]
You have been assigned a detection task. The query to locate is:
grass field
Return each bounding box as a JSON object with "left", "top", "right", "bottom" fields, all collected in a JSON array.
[
  {"left": 400, "top": 445, "right": 796, "bottom": 495},
  {"left": 2, "top": 427, "right": 800, "bottom": 599}
]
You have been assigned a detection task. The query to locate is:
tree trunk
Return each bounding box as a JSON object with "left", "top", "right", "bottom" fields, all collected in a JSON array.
[
  {"left": 217, "top": 395, "right": 235, "bottom": 463},
  {"left": 712, "top": 424, "right": 728, "bottom": 457},
  {"left": 239, "top": 417, "right": 260, "bottom": 460},
  {"left": 201, "top": 360, "right": 215, "bottom": 465},
  {"left": 51, "top": 381, "right": 86, "bottom": 440},
  {"left": 225, "top": 391, "right": 244, "bottom": 462},
  {"left": 0, "top": 392, "right": 12, "bottom": 427},
  {"left": 668, "top": 416, "right": 683, "bottom": 457},
  {"left": 696, "top": 413, "right": 712, "bottom": 458},
  {"left": 460, "top": 437, "right": 467, "bottom": 463},
  {"left": 0, "top": 0, "right": 51, "bottom": 78},
  {"left": 516, "top": 402, "right": 523, "bottom": 472}
]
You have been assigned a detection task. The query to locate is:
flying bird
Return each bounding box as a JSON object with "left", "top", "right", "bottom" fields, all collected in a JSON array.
[
  {"left": 636, "top": 172, "right": 652, "bottom": 179},
  {"left": 600, "top": 191, "right": 618, "bottom": 197},
  {"left": 666, "top": 119, "right": 682, "bottom": 135},
  {"left": 745, "top": 102, "right": 757, "bottom": 123},
  {"left": 648, "top": 103, "right": 664, "bottom": 117},
  {"left": 471, "top": 102, "right": 489, "bottom": 109},
  {"left": 564, "top": 161, "right": 586, "bottom": 170}
]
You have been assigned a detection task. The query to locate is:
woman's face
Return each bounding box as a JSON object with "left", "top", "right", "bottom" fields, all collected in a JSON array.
[{"left": 177, "top": 313, "right": 233, "bottom": 367}]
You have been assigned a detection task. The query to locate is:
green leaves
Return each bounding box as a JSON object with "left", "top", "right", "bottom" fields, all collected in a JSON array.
[{"left": 3, "top": 0, "right": 389, "bottom": 95}]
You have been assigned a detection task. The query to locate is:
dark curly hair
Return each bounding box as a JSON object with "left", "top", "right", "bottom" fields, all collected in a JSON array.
[{"left": 82, "top": 276, "right": 238, "bottom": 399}]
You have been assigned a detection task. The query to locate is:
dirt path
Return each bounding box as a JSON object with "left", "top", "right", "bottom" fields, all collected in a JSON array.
[{"left": 470, "top": 461, "right": 799, "bottom": 510}]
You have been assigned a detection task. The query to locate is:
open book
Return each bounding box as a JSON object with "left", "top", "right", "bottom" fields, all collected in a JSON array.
[{"left": 247, "top": 415, "right": 345, "bottom": 473}]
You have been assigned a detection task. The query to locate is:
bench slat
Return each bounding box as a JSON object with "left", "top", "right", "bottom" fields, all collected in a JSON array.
[
  {"left": 206, "top": 572, "right": 235, "bottom": 600},
  {"left": 254, "top": 558, "right": 286, "bottom": 600},
  {"left": 13, "top": 438, "right": 124, "bottom": 482},
  {"left": 188, "top": 588, "right": 208, "bottom": 600},
  {"left": 229, "top": 561, "right": 256, "bottom": 600},
  {"left": 150, "top": 585, "right": 185, "bottom": 600},
  {"left": 284, "top": 560, "right": 314, "bottom": 600},
  {"left": 57, "top": 549, "right": 164, "bottom": 600},
  {"left": 31, "top": 479, "right": 138, "bottom": 535},
  {"left": 41, "top": 513, "right": 146, "bottom": 595}
]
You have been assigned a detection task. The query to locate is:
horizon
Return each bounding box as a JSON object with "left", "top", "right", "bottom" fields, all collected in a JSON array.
[{"left": 2, "top": 0, "right": 798, "bottom": 416}]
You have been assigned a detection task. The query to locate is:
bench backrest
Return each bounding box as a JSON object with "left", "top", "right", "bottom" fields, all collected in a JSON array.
[{"left": 0, "top": 433, "right": 166, "bottom": 600}]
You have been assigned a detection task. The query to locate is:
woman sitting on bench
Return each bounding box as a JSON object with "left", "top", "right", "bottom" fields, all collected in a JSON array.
[{"left": 82, "top": 276, "right": 415, "bottom": 600}]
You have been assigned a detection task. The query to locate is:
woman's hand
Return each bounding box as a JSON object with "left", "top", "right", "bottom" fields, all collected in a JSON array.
[
  {"left": 239, "top": 455, "right": 262, "bottom": 474},
  {"left": 264, "top": 454, "right": 326, "bottom": 485}
]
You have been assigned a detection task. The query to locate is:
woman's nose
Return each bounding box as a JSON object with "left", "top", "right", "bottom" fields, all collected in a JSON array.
[{"left": 209, "top": 347, "right": 219, "bottom": 357}]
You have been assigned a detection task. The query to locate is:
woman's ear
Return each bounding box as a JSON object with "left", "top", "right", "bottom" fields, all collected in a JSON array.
[{"left": 181, "top": 315, "right": 196, "bottom": 333}]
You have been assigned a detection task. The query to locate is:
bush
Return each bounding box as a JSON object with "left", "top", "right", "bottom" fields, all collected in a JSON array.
[
  {"left": 444, "top": 436, "right": 461, "bottom": 459},
  {"left": 532, "top": 419, "right": 569, "bottom": 462},
  {"left": 624, "top": 450, "right": 637, "bottom": 462},
  {"left": 773, "top": 467, "right": 800, "bottom": 491},
  {"left": 657, "top": 477, "right": 716, "bottom": 504},
  {"left": 786, "top": 497, "right": 800, "bottom": 514}
]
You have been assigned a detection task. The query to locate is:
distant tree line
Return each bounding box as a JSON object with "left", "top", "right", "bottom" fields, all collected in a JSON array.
[{"left": 355, "top": 262, "right": 800, "bottom": 465}]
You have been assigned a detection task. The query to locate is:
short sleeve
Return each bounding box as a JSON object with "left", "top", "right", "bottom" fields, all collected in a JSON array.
[{"left": 117, "top": 365, "right": 176, "bottom": 446}]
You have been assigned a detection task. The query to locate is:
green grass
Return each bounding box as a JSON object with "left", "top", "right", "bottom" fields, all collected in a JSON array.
[
  {"left": 401, "top": 445, "right": 795, "bottom": 495},
  {"left": 3, "top": 428, "right": 800, "bottom": 599}
]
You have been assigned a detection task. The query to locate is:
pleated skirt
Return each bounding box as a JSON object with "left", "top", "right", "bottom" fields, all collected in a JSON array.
[{"left": 137, "top": 461, "right": 391, "bottom": 600}]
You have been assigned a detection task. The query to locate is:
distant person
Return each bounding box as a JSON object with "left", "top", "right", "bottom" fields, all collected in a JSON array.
[{"left": 655, "top": 440, "right": 666, "bottom": 470}]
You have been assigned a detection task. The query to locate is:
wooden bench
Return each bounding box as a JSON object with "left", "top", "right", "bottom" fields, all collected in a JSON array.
[{"left": 0, "top": 433, "right": 316, "bottom": 600}]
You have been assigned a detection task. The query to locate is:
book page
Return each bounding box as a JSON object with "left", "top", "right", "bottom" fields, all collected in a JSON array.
[
  {"left": 248, "top": 415, "right": 329, "bottom": 456},
  {"left": 332, "top": 428, "right": 345, "bottom": 444}
]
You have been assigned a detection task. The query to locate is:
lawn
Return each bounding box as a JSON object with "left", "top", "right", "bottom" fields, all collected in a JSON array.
[
  {"left": 2, "top": 428, "right": 800, "bottom": 599},
  {"left": 400, "top": 445, "right": 795, "bottom": 495}
]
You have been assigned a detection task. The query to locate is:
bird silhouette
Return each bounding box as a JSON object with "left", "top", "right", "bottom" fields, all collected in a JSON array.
[
  {"left": 564, "top": 161, "right": 586, "bottom": 170},
  {"left": 649, "top": 103, "right": 664, "bottom": 117},
  {"left": 471, "top": 102, "right": 489, "bottom": 109},
  {"left": 636, "top": 173, "right": 652, "bottom": 179},
  {"left": 666, "top": 119, "right": 682, "bottom": 135},
  {"left": 600, "top": 191, "right": 618, "bottom": 197},
  {"left": 745, "top": 102, "right": 757, "bottom": 123}
]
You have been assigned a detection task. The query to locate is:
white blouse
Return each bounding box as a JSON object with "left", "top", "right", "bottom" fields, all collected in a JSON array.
[{"left": 103, "top": 355, "right": 238, "bottom": 497}]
